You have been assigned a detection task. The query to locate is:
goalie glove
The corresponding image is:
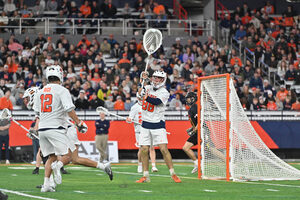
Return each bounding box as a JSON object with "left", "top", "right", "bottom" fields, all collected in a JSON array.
[
  {"left": 76, "top": 120, "right": 88, "bottom": 133},
  {"left": 186, "top": 127, "right": 196, "bottom": 136}
]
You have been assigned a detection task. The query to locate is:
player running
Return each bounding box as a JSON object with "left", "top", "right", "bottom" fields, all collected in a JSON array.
[
  {"left": 126, "top": 94, "right": 158, "bottom": 173},
  {"left": 136, "top": 70, "right": 181, "bottom": 183}
]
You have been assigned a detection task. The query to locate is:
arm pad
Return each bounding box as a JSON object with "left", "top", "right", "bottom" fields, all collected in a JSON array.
[{"left": 146, "top": 96, "right": 162, "bottom": 105}]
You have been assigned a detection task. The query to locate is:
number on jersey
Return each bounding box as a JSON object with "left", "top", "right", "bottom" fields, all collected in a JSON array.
[
  {"left": 40, "top": 94, "right": 53, "bottom": 112},
  {"left": 142, "top": 100, "right": 154, "bottom": 112}
]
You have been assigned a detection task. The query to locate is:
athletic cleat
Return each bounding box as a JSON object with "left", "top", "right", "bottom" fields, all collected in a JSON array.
[
  {"left": 0, "top": 191, "right": 8, "bottom": 200},
  {"left": 137, "top": 165, "right": 143, "bottom": 173},
  {"left": 171, "top": 174, "right": 182, "bottom": 183},
  {"left": 51, "top": 162, "right": 62, "bottom": 184},
  {"left": 151, "top": 166, "right": 158, "bottom": 172},
  {"left": 36, "top": 184, "right": 43, "bottom": 189},
  {"left": 41, "top": 185, "right": 55, "bottom": 192},
  {"left": 136, "top": 176, "right": 150, "bottom": 183},
  {"left": 104, "top": 162, "right": 113, "bottom": 181},
  {"left": 32, "top": 168, "right": 39, "bottom": 174},
  {"left": 191, "top": 166, "right": 198, "bottom": 174},
  {"left": 60, "top": 167, "right": 70, "bottom": 174}
]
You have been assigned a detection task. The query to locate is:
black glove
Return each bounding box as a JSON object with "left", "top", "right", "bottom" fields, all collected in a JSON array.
[
  {"left": 186, "top": 127, "right": 196, "bottom": 136},
  {"left": 27, "top": 129, "right": 38, "bottom": 139},
  {"left": 76, "top": 120, "right": 88, "bottom": 133}
]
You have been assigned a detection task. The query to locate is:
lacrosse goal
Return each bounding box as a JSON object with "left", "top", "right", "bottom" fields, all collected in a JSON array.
[{"left": 197, "top": 74, "right": 300, "bottom": 181}]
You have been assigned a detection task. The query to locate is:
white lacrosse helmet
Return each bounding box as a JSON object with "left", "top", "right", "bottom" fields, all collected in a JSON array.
[
  {"left": 151, "top": 70, "right": 166, "bottom": 89},
  {"left": 23, "top": 87, "right": 39, "bottom": 110},
  {"left": 46, "top": 65, "right": 63, "bottom": 83},
  {"left": 136, "top": 92, "right": 143, "bottom": 105}
]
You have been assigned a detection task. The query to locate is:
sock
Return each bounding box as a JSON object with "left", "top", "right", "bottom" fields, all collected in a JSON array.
[
  {"left": 193, "top": 159, "right": 198, "bottom": 166},
  {"left": 169, "top": 168, "right": 175, "bottom": 175},
  {"left": 97, "top": 162, "right": 105, "bottom": 170},
  {"left": 35, "top": 167, "right": 39, "bottom": 170},
  {"left": 143, "top": 171, "right": 149, "bottom": 177},
  {"left": 56, "top": 161, "right": 63, "bottom": 169},
  {"left": 152, "top": 163, "right": 156, "bottom": 167},
  {"left": 44, "top": 177, "right": 50, "bottom": 187},
  {"left": 138, "top": 162, "right": 142, "bottom": 166},
  {"left": 49, "top": 174, "right": 55, "bottom": 187}
]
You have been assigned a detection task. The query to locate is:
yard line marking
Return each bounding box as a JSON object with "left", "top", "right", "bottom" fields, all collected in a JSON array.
[
  {"left": 139, "top": 190, "right": 152, "bottom": 193},
  {"left": 0, "top": 188, "right": 57, "bottom": 200},
  {"left": 96, "top": 173, "right": 104, "bottom": 176},
  {"left": 11, "top": 174, "right": 17, "bottom": 176},
  {"left": 204, "top": 189, "right": 217, "bottom": 192},
  {"left": 242, "top": 182, "right": 300, "bottom": 189},
  {"left": 266, "top": 189, "right": 279, "bottom": 192},
  {"left": 74, "top": 190, "right": 86, "bottom": 193}
]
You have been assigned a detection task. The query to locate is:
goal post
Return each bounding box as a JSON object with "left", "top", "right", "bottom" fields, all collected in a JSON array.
[{"left": 197, "top": 74, "right": 300, "bottom": 181}]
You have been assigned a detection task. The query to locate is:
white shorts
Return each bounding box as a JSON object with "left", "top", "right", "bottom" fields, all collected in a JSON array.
[
  {"left": 66, "top": 126, "right": 80, "bottom": 152},
  {"left": 39, "top": 129, "right": 70, "bottom": 157},
  {"left": 139, "top": 127, "right": 168, "bottom": 146},
  {"left": 135, "top": 132, "right": 140, "bottom": 147}
]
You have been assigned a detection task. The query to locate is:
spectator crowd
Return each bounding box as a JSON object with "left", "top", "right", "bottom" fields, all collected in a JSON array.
[{"left": 0, "top": 0, "right": 299, "bottom": 112}]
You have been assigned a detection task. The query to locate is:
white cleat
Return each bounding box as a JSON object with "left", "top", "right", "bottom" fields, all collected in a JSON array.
[
  {"left": 191, "top": 166, "right": 198, "bottom": 174},
  {"left": 51, "top": 162, "right": 62, "bottom": 184},
  {"left": 41, "top": 185, "right": 55, "bottom": 192},
  {"left": 151, "top": 166, "right": 158, "bottom": 172},
  {"left": 137, "top": 165, "right": 143, "bottom": 173}
]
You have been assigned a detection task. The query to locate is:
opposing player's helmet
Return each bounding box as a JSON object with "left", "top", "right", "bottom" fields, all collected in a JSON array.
[
  {"left": 185, "top": 92, "right": 197, "bottom": 106},
  {"left": 46, "top": 65, "right": 63, "bottom": 83},
  {"left": 151, "top": 70, "right": 166, "bottom": 89},
  {"left": 23, "top": 87, "right": 39, "bottom": 110}
]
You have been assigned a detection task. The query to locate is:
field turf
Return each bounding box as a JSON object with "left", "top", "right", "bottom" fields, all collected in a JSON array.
[{"left": 1, "top": 162, "right": 300, "bottom": 200}]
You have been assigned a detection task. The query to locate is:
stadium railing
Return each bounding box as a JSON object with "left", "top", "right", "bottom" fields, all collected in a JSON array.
[
  {"left": 9, "top": 110, "right": 300, "bottom": 121},
  {"left": 0, "top": 17, "right": 214, "bottom": 36}
]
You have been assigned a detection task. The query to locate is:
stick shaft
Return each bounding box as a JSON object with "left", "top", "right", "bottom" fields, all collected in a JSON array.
[
  {"left": 141, "top": 55, "right": 150, "bottom": 89},
  {"left": 104, "top": 110, "right": 140, "bottom": 125},
  {"left": 12, "top": 118, "right": 39, "bottom": 139}
]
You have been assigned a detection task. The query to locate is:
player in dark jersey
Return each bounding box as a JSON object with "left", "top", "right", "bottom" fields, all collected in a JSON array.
[{"left": 182, "top": 92, "right": 199, "bottom": 174}]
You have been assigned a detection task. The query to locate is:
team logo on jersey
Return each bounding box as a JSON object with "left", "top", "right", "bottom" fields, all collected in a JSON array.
[{"left": 43, "top": 88, "right": 51, "bottom": 92}]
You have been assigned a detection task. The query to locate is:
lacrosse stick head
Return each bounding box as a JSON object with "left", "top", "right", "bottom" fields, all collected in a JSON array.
[
  {"left": 0, "top": 108, "right": 12, "bottom": 120},
  {"left": 143, "top": 28, "right": 162, "bottom": 55},
  {"left": 96, "top": 106, "right": 108, "bottom": 115}
]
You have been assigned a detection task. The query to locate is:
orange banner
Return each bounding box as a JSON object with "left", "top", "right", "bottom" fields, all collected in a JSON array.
[{"left": 8, "top": 120, "right": 276, "bottom": 149}]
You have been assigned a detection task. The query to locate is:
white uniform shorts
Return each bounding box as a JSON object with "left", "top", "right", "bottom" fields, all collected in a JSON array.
[
  {"left": 139, "top": 127, "right": 168, "bottom": 146},
  {"left": 39, "top": 129, "right": 70, "bottom": 157},
  {"left": 135, "top": 132, "right": 140, "bottom": 147},
  {"left": 66, "top": 125, "right": 80, "bottom": 152}
]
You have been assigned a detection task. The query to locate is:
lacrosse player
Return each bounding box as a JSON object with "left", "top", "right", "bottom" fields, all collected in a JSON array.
[
  {"left": 136, "top": 70, "right": 181, "bottom": 183},
  {"left": 126, "top": 94, "right": 158, "bottom": 173},
  {"left": 33, "top": 65, "right": 88, "bottom": 192},
  {"left": 183, "top": 92, "right": 225, "bottom": 174},
  {"left": 182, "top": 92, "right": 199, "bottom": 173}
]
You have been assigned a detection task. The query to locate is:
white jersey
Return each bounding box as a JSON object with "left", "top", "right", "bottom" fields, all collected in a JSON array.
[
  {"left": 128, "top": 102, "right": 142, "bottom": 133},
  {"left": 34, "top": 84, "right": 75, "bottom": 129},
  {"left": 141, "top": 85, "right": 169, "bottom": 123}
]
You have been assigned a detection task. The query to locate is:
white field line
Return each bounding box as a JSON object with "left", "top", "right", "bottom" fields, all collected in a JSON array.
[
  {"left": 74, "top": 190, "right": 85, "bottom": 193},
  {"left": 266, "top": 189, "right": 279, "bottom": 192},
  {"left": 204, "top": 189, "right": 217, "bottom": 192},
  {"left": 139, "top": 190, "right": 152, "bottom": 193},
  {"left": 0, "top": 189, "right": 57, "bottom": 200}
]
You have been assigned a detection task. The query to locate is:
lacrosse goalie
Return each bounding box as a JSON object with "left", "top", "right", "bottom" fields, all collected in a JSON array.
[
  {"left": 136, "top": 70, "right": 181, "bottom": 183},
  {"left": 126, "top": 93, "right": 158, "bottom": 173}
]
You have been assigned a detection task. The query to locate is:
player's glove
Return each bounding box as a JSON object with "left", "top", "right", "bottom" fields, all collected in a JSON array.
[
  {"left": 76, "top": 120, "right": 88, "bottom": 134},
  {"left": 140, "top": 87, "right": 147, "bottom": 99},
  {"left": 186, "top": 127, "right": 196, "bottom": 136},
  {"left": 27, "top": 129, "right": 38, "bottom": 139}
]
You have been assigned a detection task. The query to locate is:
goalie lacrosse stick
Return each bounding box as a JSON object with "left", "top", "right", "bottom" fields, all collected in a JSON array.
[
  {"left": 0, "top": 108, "right": 39, "bottom": 139},
  {"left": 96, "top": 106, "right": 140, "bottom": 124},
  {"left": 141, "top": 28, "right": 163, "bottom": 89}
]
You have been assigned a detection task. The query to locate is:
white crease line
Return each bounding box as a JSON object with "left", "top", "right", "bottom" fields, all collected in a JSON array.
[
  {"left": 266, "top": 189, "right": 279, "bottom": 192},
  {"left": 243, "top": 182, "right": 300, "bottom": 188},
  {"left": 139, "top": 190, "right": 152, "bottom": 193},
  {"left": 0, "top": 188, "right": 57, "bottom": 200}
]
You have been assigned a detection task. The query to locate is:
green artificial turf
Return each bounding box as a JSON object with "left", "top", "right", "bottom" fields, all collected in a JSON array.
[{"left": 1, "top": 163, "right": 300, "bottom": 200}]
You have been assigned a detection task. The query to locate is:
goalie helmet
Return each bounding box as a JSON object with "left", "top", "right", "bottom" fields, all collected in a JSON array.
[
  {"left": 46, "top": 65, "right": 63, "bottom": 83},
  {"left": 185, "top": 92, "right": 197, "bottom": 106},
  {"left": 151, "top": 70, "right": 166, "bottom": 89},
  {"left": 23, "top": 87, "right": 39, "bottom": 110}
]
